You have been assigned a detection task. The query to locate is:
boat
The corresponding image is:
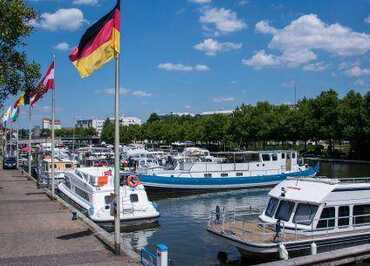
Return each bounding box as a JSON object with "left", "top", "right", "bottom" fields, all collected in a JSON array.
[
  {"left": 207, "top": 176, "right": 370, "bottom": 259},
  {"left": 57, "top": 167, "right": 160, "bottom": 226},
  {"left": 138, "top": 150, "right": 318, "bottom": 190},
  {"left": 37, "top": 156, "right": 78, "bottom": 186}
]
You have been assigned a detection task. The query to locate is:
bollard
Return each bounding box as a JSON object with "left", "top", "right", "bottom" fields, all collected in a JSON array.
[
  {"left": 156, "top": 244, "right": 168, "bottom": 266},
  {"left": 311, "top": 241, "right": 317, "bottom": 255},
  {"left": 278, "top": 242, "right": 289, "bottom": 260}
]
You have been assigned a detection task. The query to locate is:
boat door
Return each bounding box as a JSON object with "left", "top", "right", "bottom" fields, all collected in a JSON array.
[{"left": 286, "top": 152, "right": 292, "bottom": 171}]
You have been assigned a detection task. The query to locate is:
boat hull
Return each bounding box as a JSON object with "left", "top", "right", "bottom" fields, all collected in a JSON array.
[
  {"left": 208, "top": 227, "right": 370, "bottom": 259},
  {"left": 139, "top": 165, "right": 318, "bottom": 190}
]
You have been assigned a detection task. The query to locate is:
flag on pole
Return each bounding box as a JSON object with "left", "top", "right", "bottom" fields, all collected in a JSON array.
[
  {"left": 2, "top": 106, "right": 12, "bottom": 124},
  {"left": 10, "top": 107, "right": 19, "bottom": 122},
  {"left": 13, "top": 94, "right": 25, "bottom": 108},
  {"left": 25, "top": 61, "right": 55, "bottom": 106},
  {"left": 69, "top": 1, "right": 120, "bottom": 78}
]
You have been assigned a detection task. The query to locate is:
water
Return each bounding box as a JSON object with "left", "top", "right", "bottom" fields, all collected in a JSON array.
[{"left": 121, "top": 161, "right": 370, "bottom": 266}]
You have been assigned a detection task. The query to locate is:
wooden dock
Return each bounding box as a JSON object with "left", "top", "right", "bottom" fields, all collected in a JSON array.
[{"left": 0, "top": 168, "right": 136, "bottom": 266}]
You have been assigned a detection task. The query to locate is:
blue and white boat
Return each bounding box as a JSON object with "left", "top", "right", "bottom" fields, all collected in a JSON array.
[{"left": 138, "top": 150, "right": 319, "bottom": 190}]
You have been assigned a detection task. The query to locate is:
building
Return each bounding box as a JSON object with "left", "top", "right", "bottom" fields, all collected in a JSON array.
[
  {"left": 109, "top": 116, "right": 142, "bottom": 126},
  {"left": 42, "top": 118, "right": 61, "bottom": 130},
  {"left": 75, "top": 119, "right": 105, "bottom": 136}
]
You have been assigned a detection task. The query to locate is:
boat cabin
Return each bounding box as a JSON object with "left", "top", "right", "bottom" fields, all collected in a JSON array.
[{"left": 260, "top": 177, "right": 370, "bottom": 233}]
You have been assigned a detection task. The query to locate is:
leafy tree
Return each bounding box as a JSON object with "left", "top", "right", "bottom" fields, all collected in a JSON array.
[
  {"left": 0, "top": 0, "right": 40, "bottom": 106},
  {"left": 100, "top": 119, "right": 114, "bottom": 143}
]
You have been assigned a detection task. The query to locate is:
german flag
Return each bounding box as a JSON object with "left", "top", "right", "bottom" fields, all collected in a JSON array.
[{"left": 69, "top": 1, "right": 120, "bottom": 78}]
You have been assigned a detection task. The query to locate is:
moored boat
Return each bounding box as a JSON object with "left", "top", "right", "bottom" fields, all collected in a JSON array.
[
  {"left": 57, "top": 167, "right": 159, "bottom": 226},
  {"left": 138, "top": 150, "right": 318, "bottom": 190},
  {"left": 207, "top": 176, "right": 370, "bottom": 259}
]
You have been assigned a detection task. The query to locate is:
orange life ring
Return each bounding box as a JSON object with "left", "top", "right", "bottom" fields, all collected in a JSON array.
[{"left": 127, "top": 175, "right": 141, "bottom": 188}]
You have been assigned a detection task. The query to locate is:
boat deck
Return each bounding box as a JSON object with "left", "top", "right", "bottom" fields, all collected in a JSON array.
[{"left": 208, "top": 220, "right": 370, "bottom": 245}]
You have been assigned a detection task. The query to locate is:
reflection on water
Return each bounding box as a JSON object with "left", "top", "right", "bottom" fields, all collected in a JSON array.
[{"left": 120, "top": 161, "right": 370, "bottom": 266}]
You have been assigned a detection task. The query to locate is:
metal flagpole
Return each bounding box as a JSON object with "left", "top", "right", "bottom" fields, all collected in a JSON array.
[
  {"left": 16, "top": 121, "right": 19, "bottom": 169},
  {"left": 51, "top": 56, "right": 56, "bottom": 199},
  {"left": 114, "top": 51, "right": 121, "bottom": 254},
  {"left": 28, "top": 104, "right": 32, "bottom": 176}
]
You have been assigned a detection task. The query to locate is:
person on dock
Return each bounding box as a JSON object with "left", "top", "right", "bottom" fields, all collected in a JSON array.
[{"left": 274, "top": 219, "right": 282, "bottom": 242}]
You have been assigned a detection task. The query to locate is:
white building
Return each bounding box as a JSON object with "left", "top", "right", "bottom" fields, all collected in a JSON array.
[
  {"left": 76, "top": 119, "right": 105, "bottom": 136},
  {"left": 42, "top": 118, "right": 62, "bottom": 130},
  {"left": 109, "top": 116, "right": 142, "bottom": 126}
]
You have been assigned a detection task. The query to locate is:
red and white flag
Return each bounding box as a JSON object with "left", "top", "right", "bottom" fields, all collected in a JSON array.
[{"left": 30, "top": 61, "right": 55, "bottom": 106}]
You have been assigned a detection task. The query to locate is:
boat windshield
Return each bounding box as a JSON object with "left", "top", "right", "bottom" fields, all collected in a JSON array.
[
  {"left": 275, "top": 200, "right": 295, "bottom": 221},
  {"left": 265, "top": 197, "right": 279, "bottom": 217},
  {"left": 293, "top": 203, "right": 318, "bottom": 225}
]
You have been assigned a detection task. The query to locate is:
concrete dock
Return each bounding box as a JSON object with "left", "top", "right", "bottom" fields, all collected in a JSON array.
[{"left": 0, "top": 169, "right": 131, "bottom": 265}]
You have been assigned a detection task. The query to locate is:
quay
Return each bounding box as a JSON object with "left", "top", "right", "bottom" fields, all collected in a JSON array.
[
  {"left": 256, "top": 244, "right": 370, "bottom": 266},
  {"left": 0, "top": 168, "right": 134, "bottom": 266}
]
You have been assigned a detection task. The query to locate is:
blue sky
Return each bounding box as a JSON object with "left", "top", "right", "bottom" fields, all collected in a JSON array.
[{"left": 6, "top": 0, "right": 370, "bottom": 128}]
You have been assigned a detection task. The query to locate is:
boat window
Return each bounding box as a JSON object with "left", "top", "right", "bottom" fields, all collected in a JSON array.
[
  {"left": 287, "top": 153, "right": 291, "bottom": 159},
  {"left": 236, "top": 172, "right": 243, "bottom": 176},
  {"left": 262, "top": 154, "right": 271, "bottom": 161},
  {"left": 353, "top": 204, "right": 370, "bottom": 225},
  {"left": 65, "top": 177, "right": 71, "bottom": 189},
  {"left": 292, "top": 152, "right": 296, "bottom": 159},
  {"left": 130, "top": 194, "right": 139, "bottom": 203},
  {"left": 338, "top": 206, "right": 350, "bottom": 227},
  {"left": 75, "top": 187, "right": 89, "bottom": 202},
  {"left": 65, "top": 164, "right": 73, "bottom": 169},
  {"left": 293, "top": 203, "right": 318, "bottom": 225},
  {"left": 204, "top": 173, "right": 212, "bottom": 177},
  {"left": 221, "top": 173, "right": 228, "bottom": 177},
  {"left": 272, "top": 154, "right": 278, "bottom": 161},
  {"left": 105, "top": 195, "right": 113, "bottom": 204},
  {"left": 317, "top": 207, "right": 335, "bottom": 229},
  {"left": 265, "top": 197, "right": 279, "bottom": 217},
  {"left": 275, "top": 200, "right": 295, "bottom": 221},
  {"left": 281, "top": 153, "right": 285, "bottom": 159}
]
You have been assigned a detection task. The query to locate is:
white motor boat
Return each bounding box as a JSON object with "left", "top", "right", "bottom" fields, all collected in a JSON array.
[
  {"left": 58, "top": 167, "right": 159, "bottom": 226},
  {"left": 208, "top": 176, "right": 370, "bottom": 259}
]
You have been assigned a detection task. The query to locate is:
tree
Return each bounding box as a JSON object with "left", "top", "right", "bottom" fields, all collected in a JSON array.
[
  {"left": 0, "top": 0, "right": 40, "bottom": 106},
  {"left": 100, "top": 119, "right": 114, "bottom": 143},
  {"left": 147, "top": 113, "right": 160, "bottom": 124}
]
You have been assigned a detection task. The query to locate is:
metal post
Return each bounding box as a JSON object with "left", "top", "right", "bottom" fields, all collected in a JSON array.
[
  {"left": 28, "top": 105, "right": 32, "bottom": 176},
  {"left": 72, "top": 115, "right": 75, "bottom": 154},
  {"left": 51, "top": 56, "right": 56, "bottom": 199},
  {"left": 114, "top": 52, "right": 121, "bottom": 255},
  {"left": 16, "top": 123, "right": 19, "bottom": 169}
]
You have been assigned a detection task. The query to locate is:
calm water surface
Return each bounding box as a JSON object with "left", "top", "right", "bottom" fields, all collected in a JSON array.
[{"left": 121, "top": 161, "right": 370, "bottom": 266}]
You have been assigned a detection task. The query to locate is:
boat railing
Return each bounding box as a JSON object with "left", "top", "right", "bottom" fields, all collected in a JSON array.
[
  {"left": 339, "top": 177, "right": 370, "bottom": 183},
  {"left": 209, "top": 208, "right": 370, "bottom": 242}
]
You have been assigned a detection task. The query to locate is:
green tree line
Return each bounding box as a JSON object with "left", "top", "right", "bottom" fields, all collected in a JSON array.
[{"left": 101, "top": 89, "right": 370, "bottom": 159}]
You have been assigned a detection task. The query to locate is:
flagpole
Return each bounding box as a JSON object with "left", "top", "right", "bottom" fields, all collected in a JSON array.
[
  {"left": 113, "top": 50, "right": 121, "bottom": 255},
  {"left": 16, "top": 121, "right": 19, "bottom": 169},
  {"left": 51, "top": 55, "right": 56, "bottom": 199},
  {"left": 28, "top": 104, "right": 32, "bottom": 176}
]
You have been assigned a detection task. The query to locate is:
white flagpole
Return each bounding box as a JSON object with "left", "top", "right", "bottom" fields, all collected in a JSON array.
[
  {"left": 114, "top": 50, "right": 121, "bottom": 255},
  {"left": 51, "top": 56, "right": 56, "bottom": 199},
  {"left": 16, "top": 120, "right": 19, "bottom": 169}
]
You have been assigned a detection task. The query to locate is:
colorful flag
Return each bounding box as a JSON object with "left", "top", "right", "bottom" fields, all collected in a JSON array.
[
  {"left": 13, "top": 94, "right": 25, "bottom": 108},
  {"left": 69, "top": 1, "right": 120, "bottom": 78},
  {"left": 26, "top": 61, "right": 55, "bottom": 106},
  {"left": 2, "top": 106, "right": 12, "bottom": 124},
  {"left": 10, "top": 107, "right": 19, "bottom": 122}
]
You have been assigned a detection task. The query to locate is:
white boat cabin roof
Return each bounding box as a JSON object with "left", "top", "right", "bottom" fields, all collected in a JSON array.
[{"left": 269, "top": 177, "right": 370, "bottom": 205}]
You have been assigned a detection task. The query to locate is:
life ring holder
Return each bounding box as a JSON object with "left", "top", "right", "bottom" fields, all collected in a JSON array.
[{"left": 127, "top": 175, "right": 141, "bottom": 188}]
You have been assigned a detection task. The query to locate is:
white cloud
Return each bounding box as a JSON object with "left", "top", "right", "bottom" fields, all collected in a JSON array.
[
  {"left": 302, "top": 62, "right": 328, "bottom": 72},
  {"left": 200, "top": 7, "right": 246, "bottom": 35},
  {"left": 255, "top": 20, "right": 277, "bottom": 34},
  {"left": 30, "top": 8, "right": 85, "bottom": 31},
  {"left": 99, "top": 88, "right": 152, "bottom": 97},
  {"left": 189, "top": 0, "right": 211, "bottom": 3},
  {"left": 194, "top": 38, "right": 242, "bottom": 55},
  {"left": 355, "top": 79, "right": 365, "bottom": 86},
  {"left": 158, "top": 63, "right": 210, "bottom": 72},
  {"left": 213, "top": 96, "right": 235, "bottom": 103},
  {"left": 244, "top": 14, "right": 370, "bottom": 69},
  {"left": 281, "top": 80, "right": 296, "bottom": 88},
  {"left": 365, "top": 15, "right": 370, "bottom": 24},
  {"left": 131, "top": 90, "right": 152, "bottom": 97},
  {"left": 185, "top": 105, "right": 192, "bottom": 109},
  {"left": 73, "top": 0, "right": 98, "bottom": 5},
  {"left": 344, "top": 66, "right": 370, "bottom": 77},
  {"left": 53, "top": 42, "right": 70, "bottom": 51},
  {"left": 239, "top": 0, "right": 248, "bottom": 6},
  {"left": 242, "top": 50, "right": 280, "bottom": 68}
]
